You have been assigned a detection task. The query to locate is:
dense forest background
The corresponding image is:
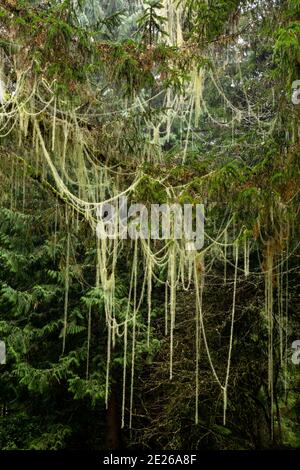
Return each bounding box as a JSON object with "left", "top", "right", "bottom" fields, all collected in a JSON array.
[{"left": 0, "top": 0, "right": 299, "bottom": 451}]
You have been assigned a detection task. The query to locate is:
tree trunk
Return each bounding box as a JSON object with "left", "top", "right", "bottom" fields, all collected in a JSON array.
[{"left": 105, "top": 382, "right": 121, "bottom": 449}]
